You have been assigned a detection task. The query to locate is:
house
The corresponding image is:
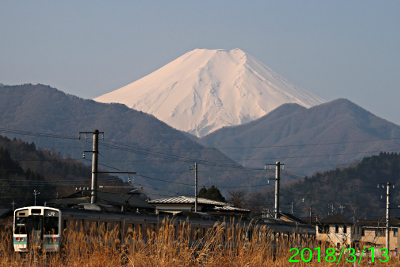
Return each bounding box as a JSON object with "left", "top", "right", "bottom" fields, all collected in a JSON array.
[
  {"left": 148, "top": 196, "right": 250, "bottom": 218},
  {"left": 316, "top": 214, "right": 362, "bottom": 248},
  {"left": 359, "top": 217, "right": 400, "bottom": 254}
]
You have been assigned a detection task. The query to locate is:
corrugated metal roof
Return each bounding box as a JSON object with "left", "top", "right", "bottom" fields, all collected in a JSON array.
[
  {"left": 96, "top": 191, "right": 154, "bottom": 209},
  {"left": 48, "top": 191, "right": 154, "bottom": 210},
  {"left": 149, "top": 196, "right": 232, "bottom": 206},
  {"left": 213, "top": 206, "right": 250, "bottom": 212},
  {"left": 279, "top": 212, "right": 308, "bottom": 225}
]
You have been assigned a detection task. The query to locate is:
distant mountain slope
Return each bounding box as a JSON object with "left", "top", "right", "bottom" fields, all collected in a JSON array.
[
  {"left": 95, "top": 48, "right": 325, "bottom": 137},
  {"left": 0, "top": 84, "right": 263, "bottom": 197},
  {"left": 200, "top": 99, "right": 400, "bottom": 176}
]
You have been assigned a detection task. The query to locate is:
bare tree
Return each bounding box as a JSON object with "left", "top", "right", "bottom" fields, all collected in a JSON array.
[{"left": 228, "top": 189, "right": 247, "bottom": 208}]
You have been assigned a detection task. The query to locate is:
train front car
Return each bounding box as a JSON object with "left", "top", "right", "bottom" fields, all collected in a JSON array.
[{"left": 13, "top": 207, "right": 62, "bottom": 253}]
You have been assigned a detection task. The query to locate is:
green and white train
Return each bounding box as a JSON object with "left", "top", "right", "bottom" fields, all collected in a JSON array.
[{"left": 13, "top": 205, "right": 315, "bottom": 253}]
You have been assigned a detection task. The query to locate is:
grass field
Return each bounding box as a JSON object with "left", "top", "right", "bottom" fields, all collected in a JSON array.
[{"left": 1, "top": 220, "right": 399, "bottom": 266}]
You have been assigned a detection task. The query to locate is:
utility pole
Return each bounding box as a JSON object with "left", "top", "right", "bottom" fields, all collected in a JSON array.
[
  {"left": 33, "top": 190, "right": 40, "bottom": 206},
  {"left": 339, "top": 204, "right": 345, "bottom": 214},
  {"left": 286, "top": 202, "right": 294, "bottom": 215},
  {"left": 274, "top": 162, "right": 281, "bottom": 219},
  {"left": 11, "top": 200, "right": 16, "bottom": 211},
  {"left": 195, "top": 163, "right": 198, "bottom": 212},
  {"left": 91, "top": 130, "right": 99, "bottom": 204},
  {"left": 378, "top": 182, "right": 394, "bottom": 251},
  {"left": 80, "top": 130, "right": 138, "bottom": 206},
  {"left": 265, "top": 162, "right": 283, "bottom": 219},
  {"left": 190, "top": 163, "right": 198, "bottom": 212},
  {"left": 80, "top": 130, "right": 103, "bottom": 204},
  {"left": 328, "top": 203, "right": 335, "bottom": 216},
  {"left": 386, "top": 183, "right": 391, "bottom": 251}
]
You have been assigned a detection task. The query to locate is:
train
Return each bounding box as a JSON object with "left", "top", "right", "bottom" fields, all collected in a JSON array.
[{"left": 13, "top": 205, "right": 315, "bottom": 253}]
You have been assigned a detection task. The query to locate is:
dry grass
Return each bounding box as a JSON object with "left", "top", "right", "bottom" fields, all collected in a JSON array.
[{"left": 1, "top": 220, "right": 399, "bottom": 266}]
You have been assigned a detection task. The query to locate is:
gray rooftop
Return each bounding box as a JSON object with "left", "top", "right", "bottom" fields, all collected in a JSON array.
[
  {"left": 148, "top": 196, "right": 232, "bottom": 206},
  {"left": 48, "top": 191, "right": 154, "bottom": 210}
]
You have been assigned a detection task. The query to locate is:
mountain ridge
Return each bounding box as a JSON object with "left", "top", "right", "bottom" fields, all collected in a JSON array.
[
  {"left": 0, "top": 84, "right": 259, "bottom": 197},
  {"left": 200, "top": 98, "right": 400, "bottom": 175}
]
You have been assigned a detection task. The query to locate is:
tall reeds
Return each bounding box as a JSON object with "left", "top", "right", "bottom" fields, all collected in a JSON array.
[{"left": 1, "top": 219, "right": 399, "bottom": 266}]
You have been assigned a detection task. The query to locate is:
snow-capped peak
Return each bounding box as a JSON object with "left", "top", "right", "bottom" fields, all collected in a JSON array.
[{"left": 94, "top": 48, "right": 325, "bottom": 137}]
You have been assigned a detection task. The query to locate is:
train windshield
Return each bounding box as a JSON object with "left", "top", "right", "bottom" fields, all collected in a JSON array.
[
  {"left": 14, "top": 215, "right": 42, "bottom": 235},
  {"left": 14, "top": 209, "right": 59, "bottom": 235}
]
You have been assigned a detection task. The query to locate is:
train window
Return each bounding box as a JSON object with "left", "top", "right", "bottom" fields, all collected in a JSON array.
[
  {"left": 126, "top": 224, "right": 134, "bottom": 239},
  {"left": 193, "top": 227, "right": 198, "bottom": 240},
  {"left": 44, "top": 209, "right": 59, "bottom": 234},
  {"left": 24, "top": 216, "right": 42, "bottom": 235},
  {"left": 14, "top": 217, "right": 27, "bottom": 234},
  {"left": 17, "top": 210, "right": 28, "bottom": 217},
  {"left": 77, "top": 220, "right": 84, "bottom": 231},
  {"left": 115, "top": 222, "right": 121, "bottom": 233},
  {"left": 31, "top": 209, "right": 42, "bottom": 214},
  {"left": 109, "top": 222, "right": 121, "bottom": 239},
  {"left": 85, "top": 221, "right": 97, "bottom": 235},
  {"left": 44, "top": 216, "right": 59, "bottom": 234},
  {"left": 98, "top": 222, "right": 106, "bottom": 234}
]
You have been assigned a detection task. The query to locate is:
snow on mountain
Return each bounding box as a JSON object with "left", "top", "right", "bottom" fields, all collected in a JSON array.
[{"left": 94, "top": 48, "right": 325, "bottom": 137}]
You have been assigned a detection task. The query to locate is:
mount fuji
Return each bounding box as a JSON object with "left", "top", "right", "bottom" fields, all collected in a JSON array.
[{"left": 95, "top": 48, "right": 325, "bottom": 137}]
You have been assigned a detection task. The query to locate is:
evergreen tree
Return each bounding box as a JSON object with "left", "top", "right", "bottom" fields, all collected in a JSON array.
[{"left": 198, "top": 185, "right": 226, "bottom": 202}]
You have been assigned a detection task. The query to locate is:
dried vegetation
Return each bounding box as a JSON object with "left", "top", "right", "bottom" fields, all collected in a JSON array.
[{"left": 1, "top": 220, "right": 399, "bottom": 266}]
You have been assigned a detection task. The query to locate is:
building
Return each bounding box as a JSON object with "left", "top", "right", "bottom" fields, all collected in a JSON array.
[
  {"left": 47, "top": 190, "right": 155, "bottom": 213},
  {"left": 316, "top": 214, "right": 362, "bottom": 248},
  {"left": 359, "top": 217, "right": 400, "bottom": 254},
  {"left": 148, "top": 196, "right": 250, "bottom": 218}
]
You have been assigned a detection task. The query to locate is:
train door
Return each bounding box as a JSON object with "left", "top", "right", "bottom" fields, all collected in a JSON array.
[{"left": 26, "top": 214, "right": 43, "bottom": 249}]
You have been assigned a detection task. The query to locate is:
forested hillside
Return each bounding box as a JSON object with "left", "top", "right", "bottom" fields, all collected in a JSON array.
[
  {"left": 0, "top": 135, "right": 125, "bottom": 208},
  {"left": 258, "top": 152, "right": 400, "bottom": 220}
]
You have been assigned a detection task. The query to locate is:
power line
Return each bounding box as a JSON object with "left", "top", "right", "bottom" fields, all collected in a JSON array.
[{"left": 2, "top": 127, "right": 399, "bottom": 172}]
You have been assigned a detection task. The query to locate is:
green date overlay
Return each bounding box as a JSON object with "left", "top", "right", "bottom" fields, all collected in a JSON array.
[{"left": 289, "top": 247, "right": 389, "bottom": 264}]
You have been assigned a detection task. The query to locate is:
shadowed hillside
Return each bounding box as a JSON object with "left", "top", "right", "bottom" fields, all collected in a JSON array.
[{"left": 0, "top": 84, "right": 271, "bottom": 197}]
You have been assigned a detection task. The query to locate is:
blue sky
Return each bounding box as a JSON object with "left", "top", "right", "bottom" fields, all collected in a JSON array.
[{"left": 1, "top": 1, "right": 399, "bottom": 125}]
